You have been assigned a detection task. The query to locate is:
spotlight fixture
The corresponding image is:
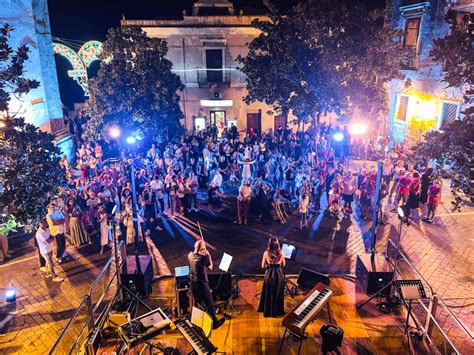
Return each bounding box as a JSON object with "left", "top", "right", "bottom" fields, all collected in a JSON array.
[
  {"left": 126, "top": 136, "right": 136, "bottom": 145},
  {"left": 5, "top": 289, "right": 16, "bottom": 302},
  {"left": 397, "top": 205, "right": 411, "bottom": 225},
  {"left": 332, "top": 132, "right": 344, "bottom": 142},
  {"left": 109, "top": 126, "right": 121, "bottom": 139}
]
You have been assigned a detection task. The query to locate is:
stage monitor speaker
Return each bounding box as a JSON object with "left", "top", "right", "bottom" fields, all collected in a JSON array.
[
  {"left": 296, "top": 268, "right": 330, "bottom": 290},
  {"left": 121, "top": 255, "right": 153, "bottom": 296},
  {"left": 355, "top": 254, "right": 393, "bottom": 295},
  {"left": 208, "top": 272, "right": 232, "bottom": 302},
  {"left": 176, "top": 288, "right": 193, "bottom": 316}
]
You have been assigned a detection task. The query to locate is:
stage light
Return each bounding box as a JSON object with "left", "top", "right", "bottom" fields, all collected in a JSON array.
[
  {"left": 333, "top": 132, "right": 344, "bottom": 142},
  {"left": 126, "top": 136, "right": 136, "bottom": 145},
  {"left": 5, "top": 289, "right": 16, "bottom": 302},
  {"left": 348, "top": 123, "right": 368, "bottom": 136},
  {"left": 109, "top": 126, "right": 121, "bottom": 139},
  {"left": 397, "top": 205, "right": 411, "bottom": 225}
]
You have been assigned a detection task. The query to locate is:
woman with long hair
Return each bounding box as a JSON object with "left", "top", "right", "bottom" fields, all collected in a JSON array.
[{"left": 258, "top": 237, "right": 285, "bottom": 317}]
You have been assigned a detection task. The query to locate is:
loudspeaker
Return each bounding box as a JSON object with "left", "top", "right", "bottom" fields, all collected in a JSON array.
[
  {"left": 176, "top": 288, "right": 193, "bottom": 316},
  {"left": 296, "top": 268, "right": 330, "bottom": 290},
  {"left": 121, "top": 255, "right": 153, "bottom": 296},
  {"left": 355, "top": 254, "right": 393, "bottom": 295},
  {"left": 208, "top": 272, "right": 232, "bottom": 302}
]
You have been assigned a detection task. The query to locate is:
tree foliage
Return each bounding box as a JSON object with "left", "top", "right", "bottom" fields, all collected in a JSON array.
[
  {"left": 414, "top": 14, "right": 473, "bottom": 190},
  {"left": 238, "top": 0, "right": 410, "bottom": 126},
  {"left": 82, "top": 26, "right": 185, "bottom": 141},
  {"left": 0, "top": 24, "right": 62, "bottom": 227}
]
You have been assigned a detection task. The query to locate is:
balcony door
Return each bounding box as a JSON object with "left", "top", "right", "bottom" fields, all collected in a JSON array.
[{"left": 206, "top": 49, "right": 223, "bottom": 83}]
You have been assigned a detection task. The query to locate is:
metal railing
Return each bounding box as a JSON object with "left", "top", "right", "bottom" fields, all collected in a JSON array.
[
  {"left": 385, "top": 238, "right": 473, "bottom": 354},
  {"left": 50, "top": 241, "right": 126, "bottom": 354}
]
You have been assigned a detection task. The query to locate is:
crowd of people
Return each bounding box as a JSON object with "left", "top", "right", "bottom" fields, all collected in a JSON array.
[{"left": 31, "top": 123, "right": 443, "bottom": 281}]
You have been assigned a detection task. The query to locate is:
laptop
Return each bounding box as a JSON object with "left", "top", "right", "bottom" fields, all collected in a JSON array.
[{"left": 175, "top": 265, "right": 190, "bottom": 289}]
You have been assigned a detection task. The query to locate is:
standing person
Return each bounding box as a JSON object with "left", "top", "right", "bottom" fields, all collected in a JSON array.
[
  {"left": 299, "top": 193, "right": 310, "bottom": 230},
  {"left": 188, "top": 240, "right": 225, "bottom": 329},
  {"left": 389, "top": 160, "right": 405, "bottom": 198},
  {"left": 237, "top": 178, "right": 252, "bottom": 225},
  {"left": 186, "top": 172, "right": 199, "bottom": 212},
  {"left": 419, "top": 168, "right": 433, "bottom": 205},
  {"left": 424, "top": 179, "right": 442, "bottom": 223},
  {"left": 166, "top": 175, "right": 178, "bottom": 218},
  {"left": 272, "top": 188, "right": 288, "bottom": 224},
  {"left": 207, "top": 168, "right": 222, "bottom": 206},
  {"left": 67, "top": 200, "right": 91, "bottom": 246},
  {"left": 342, "top": 171, "right": 357, "bottom": 217},
  {"left": 46, "top": 203, "right": 67, "bottom": 263},
  {"left": 258, "top": 237, "right": 285, "bottom": 317},
  {"left": 359, "top": 176, "right": 373, "bottom": 220},
  {"left": 142, "top": 183, "right": 156, "bottom": 225},
  {"left": 325, "top": 166, "right": 336, "bottom": 207},
  {"left": 36, "top": 220, "right": 63, "bottom": 282},
  {"left": 151, "top": 175, "right": 165, "bottom": 214},
  {"left": 392, "top": 169, "right": 410, "bottom": 210},
  {"left": 382, "top": 157, "right": 394, "bottom": 189},
  {"left": 407, "top": 171, "right": 421, "bottom": 217},
  {"left": 98, "top": 205, "right": 110, "bottom": 254},
  {"left": 311, "top": 172, "right": 324, "bottom": 212}
]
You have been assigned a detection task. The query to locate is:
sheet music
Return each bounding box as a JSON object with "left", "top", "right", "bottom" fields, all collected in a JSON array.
[{"left": 219, "top": 252, "right": 233, "bottom": 272}]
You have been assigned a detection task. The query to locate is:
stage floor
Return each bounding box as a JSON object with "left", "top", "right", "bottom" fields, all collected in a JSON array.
[
  {"left": 148, "top": 192, "right": 376, "bottom": 276},
  {"left": 99, "top": 276, "right": 429, "bottom": 354}
]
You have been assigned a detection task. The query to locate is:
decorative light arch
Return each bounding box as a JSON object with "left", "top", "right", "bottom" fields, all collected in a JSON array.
[
  {"left": 78, "top": 40, "right": 104, "bottom": 67},
  {"left": 52, "top": 40, "right": 105, "bottom": 96}
]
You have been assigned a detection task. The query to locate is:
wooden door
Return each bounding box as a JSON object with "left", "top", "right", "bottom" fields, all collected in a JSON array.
[
  {"left": 274, "top": 115, "right": 287, "bottom": 133},
  {"left": 246, "top": 112, "right": 261, "bottom": 135}
]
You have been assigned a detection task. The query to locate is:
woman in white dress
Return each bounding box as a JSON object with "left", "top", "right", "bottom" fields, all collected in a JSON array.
[{"left": 98, "top": 205, "right": 110, "bottom": 254}]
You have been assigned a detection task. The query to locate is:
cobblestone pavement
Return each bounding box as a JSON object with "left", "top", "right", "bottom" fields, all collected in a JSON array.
[
  {"left": 0, "top": 241, "right": 110, "bottom": 354},
  {"left": 378, "top": 187, "right": 474, "bottom": 351}
]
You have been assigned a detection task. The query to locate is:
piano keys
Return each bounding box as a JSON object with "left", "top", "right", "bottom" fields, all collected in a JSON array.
[
  {"left": 119, "top": 308, "right": 171, "bottom": 349},
  {"left": 279, "top": 283, "right": 333, "bottom": 354},
  {"left": 174, "top": 318, "right": 218, "bottom": 355}
]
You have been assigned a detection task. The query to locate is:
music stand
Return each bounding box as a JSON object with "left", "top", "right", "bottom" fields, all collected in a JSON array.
[{"left": 394, "top": 280, "right": 426, "bottom": 334}]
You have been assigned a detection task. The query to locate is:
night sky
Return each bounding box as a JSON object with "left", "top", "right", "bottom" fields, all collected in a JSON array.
[{"left": 48, "top": 0, "right": 386, "bottom": 108}]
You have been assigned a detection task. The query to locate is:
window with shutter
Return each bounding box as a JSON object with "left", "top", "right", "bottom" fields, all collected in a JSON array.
[
  {"left": 395, "top": 95, "right": 409, "bottom": 122},
  {"left": 440, "top": 102, "right": 459, "bottom": 129}
]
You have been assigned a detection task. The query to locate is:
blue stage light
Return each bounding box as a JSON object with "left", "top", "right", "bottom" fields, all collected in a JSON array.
[
  {"left": 333, "top": 132, "right": 344, "bottom": 142},
  {"left": 6, "top": 289, "right": 16, "bottom": 302},
  {"left": 126, "top": 136, "right": 136, "bottom": 145}
]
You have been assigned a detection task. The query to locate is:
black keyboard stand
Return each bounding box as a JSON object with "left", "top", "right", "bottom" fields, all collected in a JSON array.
[{"left": 278, "top": 303, "right": 332, "bottom": 355}]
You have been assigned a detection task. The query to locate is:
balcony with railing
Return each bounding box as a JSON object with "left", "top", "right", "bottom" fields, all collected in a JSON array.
[{"left": 197, "top": 68, "right": 231, "bottom": 88}]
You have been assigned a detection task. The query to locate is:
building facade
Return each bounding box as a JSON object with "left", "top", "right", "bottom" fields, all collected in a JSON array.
[
  {"left": 2, "top": 0, "right": 74, "bottom": 158},
  {"left": 387, "top": 0, "right": 473, "bottom": 144},
  {"left": 121, "top": 0, "right": 289, "bottom": 136}
]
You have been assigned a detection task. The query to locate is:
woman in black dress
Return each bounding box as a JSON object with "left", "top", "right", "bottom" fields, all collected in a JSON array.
[{"left": 258, "top": 237, "right": 286, "bottom": 317}]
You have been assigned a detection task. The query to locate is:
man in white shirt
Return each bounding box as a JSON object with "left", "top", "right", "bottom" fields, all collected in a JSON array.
[
  {"left": 150, "top": 175, "right": 165, "bottom": 213},
  {"left": 208, "top": 168, "right": 222, "bottom": 206},
  {"left": 46, "top": 203, "right": 67, "bottom": 263},
  {"left": 36, "top": 220, "right": 63, "bottom": 282}
]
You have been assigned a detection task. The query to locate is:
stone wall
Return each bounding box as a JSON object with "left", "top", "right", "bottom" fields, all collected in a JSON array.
[{"left": 2, "top": 0, "right": 73, "bottom": 159}]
